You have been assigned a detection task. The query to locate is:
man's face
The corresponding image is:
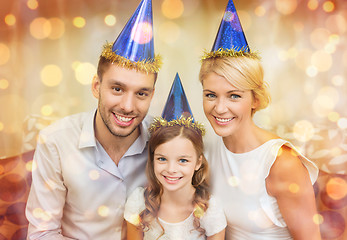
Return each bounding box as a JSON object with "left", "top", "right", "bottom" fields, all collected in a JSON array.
[{"left": 93, "top": 64, "right": 155, "bottom": 138}]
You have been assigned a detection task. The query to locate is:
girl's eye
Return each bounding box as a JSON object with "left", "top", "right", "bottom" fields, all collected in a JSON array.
[
  {"left": 157, "top": 157, "right": 166, "bottom": 162},
  {"left": 179, "top": 159, "right": 188, "bottom": 163}
]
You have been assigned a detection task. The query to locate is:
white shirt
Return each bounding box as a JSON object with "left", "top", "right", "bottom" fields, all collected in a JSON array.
[
  {"left": 25, "top": 110, "right": 151, "bottom": 240},
  {"left": 124, "top": 187, "right": 227, "bottom": 240},
  {"left": 205, "top": 135, "right": 318, "bottom": 240}
]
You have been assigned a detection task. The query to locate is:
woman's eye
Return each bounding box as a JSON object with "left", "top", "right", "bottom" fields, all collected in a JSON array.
[
  {"left": 230, "top": 94, "right": 241, "bottom": 99},
  {"left": 205, "top": 93, "right": 216, "bottom": 98}
]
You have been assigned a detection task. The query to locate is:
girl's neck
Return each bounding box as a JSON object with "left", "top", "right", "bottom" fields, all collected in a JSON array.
[{"left": 161, "top": 185, "right": 195, "bottom": 205}]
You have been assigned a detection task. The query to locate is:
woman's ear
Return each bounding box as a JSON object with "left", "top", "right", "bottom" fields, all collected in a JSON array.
[{"left": 195, "top": 155, "right": 203, "bottom": 171}]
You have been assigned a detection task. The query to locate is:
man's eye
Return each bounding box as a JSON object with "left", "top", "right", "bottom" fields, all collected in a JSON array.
[
  {"left": 112, "top": 87, "right": 121, "bottom": 92},
  {"left": 138, "top": 92, "right": 148, "bottom": 97}
]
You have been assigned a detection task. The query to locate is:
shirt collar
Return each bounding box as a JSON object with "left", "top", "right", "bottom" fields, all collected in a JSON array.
[{"left": 79, "top": 110, "right": 97, "bottom": 149}]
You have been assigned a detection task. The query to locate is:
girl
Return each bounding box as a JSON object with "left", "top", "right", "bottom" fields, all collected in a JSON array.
[{"left": 124, "top": 117, "right": 226, "bottom": 239}]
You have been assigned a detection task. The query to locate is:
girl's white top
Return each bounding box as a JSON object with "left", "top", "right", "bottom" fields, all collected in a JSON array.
[
  {"left": 124, "top": 187, "right": 227, "bottom": 240},
  {"left": 204, "top": 136, "right": 318, "bottom": 240}
]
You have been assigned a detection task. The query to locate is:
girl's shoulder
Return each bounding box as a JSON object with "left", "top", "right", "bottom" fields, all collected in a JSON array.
[{"left": 124, "top": 187, "right": 146, "bottom": 226}]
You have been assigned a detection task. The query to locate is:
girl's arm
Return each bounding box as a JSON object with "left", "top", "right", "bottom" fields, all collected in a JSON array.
[
  {"left": 207, "top": 229, "right": 225, "bottom": 240},
  {"left": 266, "top": 145, "right": 321, "bottom": 240},
  {"left": 126, "top": 221, "right": 143, "bottom": 240}
]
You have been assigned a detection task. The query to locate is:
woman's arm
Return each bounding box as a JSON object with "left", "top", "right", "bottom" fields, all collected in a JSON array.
[
  {"left": 207, "top": 229, "right": 225, "bottom": 240},
  {"left": 266, "top": 145, "right": 321, "bottom": 240},
  {"left": 126, "top": 221, "right": 143, "bottom": 240}
]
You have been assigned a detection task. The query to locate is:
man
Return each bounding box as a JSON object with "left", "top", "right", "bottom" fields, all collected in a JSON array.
[{"left": 25, "top": 0, "right": 162, "bottom": 239}]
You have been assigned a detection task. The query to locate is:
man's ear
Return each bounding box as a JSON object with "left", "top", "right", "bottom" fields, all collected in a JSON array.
[
  {"left": 195, "top": 155, "right": 203, "bottom": 171},
  {"left": 91, "top": 75, "right": 100, "bottom": 99}
]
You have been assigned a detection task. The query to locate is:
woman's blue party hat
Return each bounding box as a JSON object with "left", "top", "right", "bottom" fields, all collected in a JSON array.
[
  {"left": 202, "top": 0, "right": 259, "bottom": 60},
  {"left": 101, "top": 0, "right": 162, "bottom": 73}
]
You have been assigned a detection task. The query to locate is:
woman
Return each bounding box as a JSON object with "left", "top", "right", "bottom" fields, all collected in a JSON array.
[{"left": 199, "top": 0, "right": 321, "bottom": 239}]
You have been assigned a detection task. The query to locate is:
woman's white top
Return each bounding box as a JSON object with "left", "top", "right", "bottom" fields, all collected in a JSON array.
[
  {"left": 204, "top": 136, "right": 318, "bottom": 240},
  {"left": 124, "top": 187, "right": 227, "bottom": 240}
]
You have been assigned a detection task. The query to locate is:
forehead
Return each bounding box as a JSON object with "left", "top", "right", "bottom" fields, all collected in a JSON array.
[
  {"left": 203, "top": 72, "right": 237, "bottom": 90},
  {"left": 102, "top": 64, "right": 155, "bottom": 89},
  {"left": 155, "top": 136, "right": 196, "bottom": 154}
]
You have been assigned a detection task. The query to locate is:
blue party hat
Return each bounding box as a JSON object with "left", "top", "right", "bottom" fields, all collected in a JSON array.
[
  {"left": 148, "top": 73, "right": 205, "bottom": 135},
  {"left": 161, "top": 73, "right": 193, "bottom": 121},
  {"left": 101, "top": 0, "right": 162, "bottom": 73},
  {"left": 202, "top": 0, "right": 259, "bottom": 60}
]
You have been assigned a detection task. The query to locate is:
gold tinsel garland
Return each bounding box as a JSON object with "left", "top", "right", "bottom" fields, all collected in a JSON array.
[
  {"left": 201, "top": 47, "right": 260, "bottom": 60},
  {"left": 101, "top": 43, "right": 162, "bottom": 73},
  {"left": 148, "top": 117, "right": 206, "bottom": 136}
]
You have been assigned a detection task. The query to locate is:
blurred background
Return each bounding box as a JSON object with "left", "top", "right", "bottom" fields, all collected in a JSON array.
[{"left": 0, "top": 0, "right": 347, "bottom": 172}]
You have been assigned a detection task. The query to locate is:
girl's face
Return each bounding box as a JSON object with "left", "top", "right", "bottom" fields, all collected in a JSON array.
[
  {"left": 153, "top": 136, "right": 202, "bottom": 194},
  {"left": 202, "top": 72, "right": 257, "bottom": 138}
]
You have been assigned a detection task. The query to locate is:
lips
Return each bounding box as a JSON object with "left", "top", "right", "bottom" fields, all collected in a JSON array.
[
  {"left": 214, "top": 116, "right": 234, "bottom": 125},
  {"left": 163, "top": 175, "right": 182, "bottom": 184},
  {"left": 113, "top": 113, "right": 135, "bottom": 127}
]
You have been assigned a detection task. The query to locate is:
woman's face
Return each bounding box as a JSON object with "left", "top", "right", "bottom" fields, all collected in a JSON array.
[{"left": 202, "top": 72, "right": 257, "bottom": 138}]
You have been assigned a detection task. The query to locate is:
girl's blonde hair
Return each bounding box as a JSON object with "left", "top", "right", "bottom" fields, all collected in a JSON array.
[
  {"left": 199, "top": 56, "right": 271, "bottom": 114},
  {"left": 140, "top": 125, "right": 210, "bottom": 238}
]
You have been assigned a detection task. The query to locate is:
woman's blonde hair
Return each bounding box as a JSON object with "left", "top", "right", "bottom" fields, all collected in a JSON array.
[
  {"left": 140, "top": 125, "right": 210, "bottom": 238},
  {"left": 199, "top": 56, "right": 271, "bottom": 114}
]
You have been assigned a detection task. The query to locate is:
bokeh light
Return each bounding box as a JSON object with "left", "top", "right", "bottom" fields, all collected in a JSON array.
[
  {"left": 238, "top": 11, "right": 252, "bottom": 31},
  {"left": 311, "top": 50, "right": 332, "bottom": 72},
  {"left": 308, "top": 0, "right": 319, "bottom": 10},
  {"left": 75, "top": 62, "right": 96, "bottom": 85},
  {"left": 5, "top": 14, "right": 16, "bottom": 26},
  {"left": 293, "top": 120, "right": 314, "bottom": 142},
  {"left": 310, "top": 28, "right": 330, "bottom": 49},
  {"left": 306, "top": 65, "right": 318, "bottom": 77},
  {"left": 254, "top": 6, "right": 266, "bottom": 17},
  {"left": 0, "top": 122, "right": 3, "bottom": 132},
  {"left": 48, "top": 18, "right": 65, "bottom": 40},
  {"left": 40, "top": 65, "right": 63, "bottom": 87},
  {"left": 104, "top": 14, "right": 116, "bottom": 26},
  {"left": 313, "top": 214, "right": 324, "bottom": 225},
  {"left": 98, "top": 205, "right": 109, "bottom": 217},
  {"left": 295, "top": 49, "right": 312, "bottom": 70},
  {"left": 289, "top": 183, "right": 300, "bottom": 193},
  {"left": 73, "top": 17, "right": 86, "bottom": 28},
  {"left": 0, "top": 43, "right": 10, "bottom": 65},
  {"left": 89, "top": 170, "right": 100, "bottom": 180},
  {"left": 337, "top": 118, "right": 347, "bottom": 129},
  {"left": 27, "top": 0, "right": 39, "bottom": 10},
  {"left": 326, "top": 15, "right": 347, "bottom": 34},
  {"left": 326, "top": 177, "right": 347, "bottom": 200},
  {"left": 162, "top": 0, "right": 184, "bottom": 19},
  {"left": 41, "top": 104, "right": 53, "bottom": 116},
  {"left": 323, "top": 1, "right": 335, "bottom": 13},
  {"left": 0, "top": 79, "right": 9, "bottom": 89},
  {"left": 158, "top": 21, "right": 181, "bottom": 44},
  {"left": 228, "top": 176, "right": 240, "bottom": 187},
  {"left": 331, "top": 75, "right": 344, "bottom": 86},
  {"left": 30, "top": 17, "right": 51, "bottom": 39},
  {"left": 131, "top": 22, "right": 153, "bottom": 44},
  {"left": 275, "top": 0, "right": 297, "bottom": 15},
  {"left": 328, "top": 112, "right": 340, "bottom": 122}
]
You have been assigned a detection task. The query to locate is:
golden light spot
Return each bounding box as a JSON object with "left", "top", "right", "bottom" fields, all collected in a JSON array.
[
  {"left": 128, "top": 214, "right": 140, "bottom": 225},
  {"left": 324, "top": 43, "right": 336, "bottom": 54},
  {"left": 71, "top": 61, "right": 81, "bottom": 70},
  {"left": 5, "top": 14, "right": 16, "bottom": 26},
  {"left": 228, "top": 176, "right": 240, "bottom": 187},
  {"left": 27, "top": 0, "right": 39, "bottom": 10},
  {"left": 307, "top": 0, "right": 319, "bottom": 10},
  {"left": 0, "top": 79, "right": 9, "bottom": 89},
  {"left": 314, "top": 86, "right": 339, "bottom": 113},
  {"left": 289, "top": 183, "right": 300, "bottom": 193},
  {"left": 98, "top": 205, "right": 109, "bottom": 217},
  {"left": 41, "top": 211, "right": 52, "bottom": 221},
  {"left": 0, "top": 165, "right": 4, "bottom": 174},
  {"left": 75, "top": 62, "right": 96, "bottom": 85},
  {"left": 305, "top": 66, "right": 318, "bottom": 77},
  {"left": 41, "top": 64, "right": 62, "bottom": 87},
  {"left": 328, "top": 112, "right": 340, "bottom": 122},
  {"left": 41, "top": 104, "right": 53, "bottom": 116},
  {"left": 323, "top": 1, "right": 334, "bottom": 12},
  {"left": 313, "top": 214, "right": 323, "bottom": 225},
  {"left": 73, "top": 17, "right": 86, "bottom": 28},
  {"left": 131, "top": 22, "right": 153, "bottom": 44},
  {"left": 104, "top": 14, "right": 116, "bottom": 26},
  {"left": 293, "top": 120, "right": 314, "bottom": 142},
  {"left": 158, "top": 21, "right": 181, "bottom": 44},
  {"left": 310, "top": 28, "right": 330, "bottom": 49},
  {"left": 89, "top": 170, "right": 100, "bottom": 180},
  {"left": 193, "top": 205, "right": 205, "bottom": 218},
  {"left": 287, "top": 48, "right": 298, "bottom": 58},
  {"left": 0, "top": 122, "right": 4, "bottom": 131},
  {"left": 331, "top": 147, "right": 342, "bottom": 157},
  {"left": 337, "top": 118, "right": 347, "bottom": 129},
  {"left": 329, "top": 34, "right": 340, "bottom": 44},
  {"left": 33, "top": 208, "right": 44, "bottom": 218},
  {"left": 223, "top": 11, "right": 236, "bottom": 22},
  {"left": 30, "top": 17, "right": 51, "bottom": 39},
  {"left": 331, "top": 75, "right": 344, "bottom": 86},
  {"left": 326, "top": 177, "right": 347, "bottom": 200},
  {"left": 254, "top": 6, "right": 266, "bottom": 17},
  {"left": 162, "top": 0, "right": 184, "bottom": 19},
  {"left": 37, "top": 134, "right": 47, "bottom": 144},
  {"left": 48, "top": 18, "right": 65, "bottom": 40},
  {"left": 290, "top": 149, "right": 299, "bottom": 157},
  {"left": 275, "top": 0, "right": 297, "bottom": 15},
  {"left": 0, "top": 43, "right": 10, "bottom": 65},
  {"left": 295, "top": 49, "right": 312, "bottom": 70},
  {"left": 26, "top": 161, "right": 33, "bottom": 172},
  {"left": 45, "top": 179, "right": 58, "bottom": 191},
  {"left": 326, "top": 15, "right": 347, "bottom": 34}
]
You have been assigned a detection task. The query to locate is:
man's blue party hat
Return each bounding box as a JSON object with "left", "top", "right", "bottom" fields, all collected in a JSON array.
[
  {"left": 161, "top": 73, "right": 193, "bottom": 121},
  {"left": 202, "top": 0, "right": 259, "bottom": 60},
  {"left": 101, "top": 0, "right": 161, "bottom": 73}
]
